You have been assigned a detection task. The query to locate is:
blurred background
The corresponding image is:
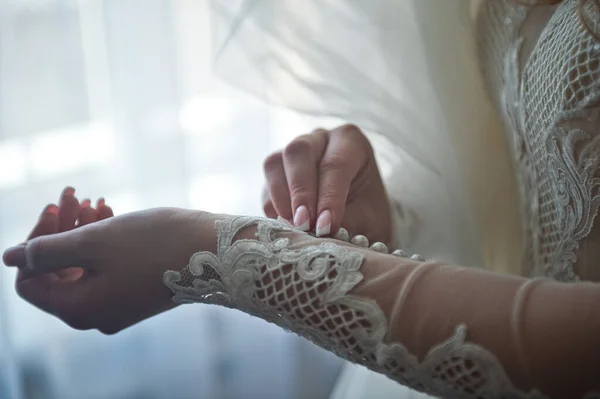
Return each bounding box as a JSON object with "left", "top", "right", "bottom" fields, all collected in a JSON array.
[{"left": 0, "top": 0, "right": 345, "bottom": 397}]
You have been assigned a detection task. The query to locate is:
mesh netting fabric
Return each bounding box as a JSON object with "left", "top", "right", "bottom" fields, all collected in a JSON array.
[
  {"left": 164, "top": 216, "right": 600, "bottom": 398},
  {"left": 479, "top": 0, "right": 600, "bottom": 281}
]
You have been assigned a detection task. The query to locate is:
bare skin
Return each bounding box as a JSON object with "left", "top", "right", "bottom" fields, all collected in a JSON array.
[{"left": 262, "top": 124, "right": 393, "bottom": 246}]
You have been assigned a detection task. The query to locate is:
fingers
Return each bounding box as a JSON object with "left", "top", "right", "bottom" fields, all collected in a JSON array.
[
  {"left": 96, "top": 198, "right": 114, "bottom": 221},
  {"left": 15, "top": 271, "right": 60, "bottom": 313},
  {"left": 263, "top": 125, "right": 369, "bottom": 236},
  {"left": 282, "top": 130, "right": 328, "bottom": 231},
  {"left": 7, "top": 189, "right": 112, "bottom": 330},
  {"left": 16, "top": 270, "right": 95, "bottom": 330},
  {"left": 5, "top": 228, "right": 94, "bottom": 274},
  {"left": 78, "top": 199, "right": 97, "bottom": 226},
  {"left": 30, "top": 202, "right": 88, "bottom": 281},
  {"left": 4, "top": 189, "right": 111, "bottom": 269},
  {"left": 27, "top": 204, "right": 59, "bottom": 240},
  {"left": 75, "top": 195, "right": 114, "bottom": 226},
  {"left": 316, "top": 125, "right": 369, "bottom": 236},
  {"left": 263, "top": 152, "right": 293, "bottom": 221},
  {"left": 76, "top": 196, "right": 114, "bottom": 225},
  {"left": 261, "top": 186, "right": 277, "bottom": 219},
  {"left": 263, "top": 130, "right": 328, "bottom": 228},
  {"left": 22, "top": 195, "right": 111, "bottom": 273},
  {"left": 27, "top": 192, "right": 107, "bottom": 241},
  {"left": 58, "top": 187, "right": 80, "bottom": 232}
]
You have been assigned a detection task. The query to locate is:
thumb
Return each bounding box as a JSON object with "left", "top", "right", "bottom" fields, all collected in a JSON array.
[{"left": 3, "top": 230, "right": 91, "bottom": 274}]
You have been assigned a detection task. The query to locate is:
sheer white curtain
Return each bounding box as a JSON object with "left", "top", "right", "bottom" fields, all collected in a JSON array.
[{"left": 0, "top": 1, "right": 342, "bottom": 398}]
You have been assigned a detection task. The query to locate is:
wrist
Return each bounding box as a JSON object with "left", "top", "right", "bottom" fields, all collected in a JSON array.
[
  {"left": 163, "top": 215, "right": 286, "bottom": 306},
  {"left": 175, "top": 208, "right": 221, "bottom": 252}
]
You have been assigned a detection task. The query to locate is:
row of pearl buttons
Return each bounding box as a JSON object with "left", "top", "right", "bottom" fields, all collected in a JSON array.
[
  {"left": 333, "top": 227, "right": 425, "bottom": 261},
  {"left": 276, "top": 216, "right": 425, "bottom": 261}
]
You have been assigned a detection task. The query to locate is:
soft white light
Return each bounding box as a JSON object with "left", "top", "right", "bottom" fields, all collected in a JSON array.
[
  {"left": 267, "top": 105, "right": 343, "bottom": 149},
  {"left": 179, "top": 95, "right": 232, "bottom": 136},
  {"left": 188, "top": 174, "right": 243, "bottom": 213},
  {"left": 0, "top": 140, "right": 28, "bottom": 189},
  {"left": 103, "top": 191, "right": 139, "bottom": 215},
  {"left": 29, "top": 122, "right": 115, "bottom": 178}
]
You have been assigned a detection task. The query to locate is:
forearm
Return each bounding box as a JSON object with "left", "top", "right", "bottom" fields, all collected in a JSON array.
[
  {"left": 359, "top": 254, "right": 600, "bottom": 397},
  {"left": 164, "top": 216, "right": 600, "bottom": 398}
]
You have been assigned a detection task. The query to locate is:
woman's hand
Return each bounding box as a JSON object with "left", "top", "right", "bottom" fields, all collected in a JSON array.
[
  {"left": 15, "top": 187, "right": 116, "bottom": 285},
  {"left": 2, "top": 188, "right": 217, "bottom": 334},
  {"left": 262, "top": 124, "right": 392, "bottom": 244}
]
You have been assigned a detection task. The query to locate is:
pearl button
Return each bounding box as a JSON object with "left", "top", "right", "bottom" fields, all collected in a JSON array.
[
  {"left": 370, "top": 242, "right": 388, "bottom": 253},
  {"left": 334, "top": 228, "right": 350, "bottom": 242},
  {"left": 391, "top": 249, "right": 407, "bottom": 258},
  {"left": 351, "top": 235, "right": 369, "bottom": 247}
]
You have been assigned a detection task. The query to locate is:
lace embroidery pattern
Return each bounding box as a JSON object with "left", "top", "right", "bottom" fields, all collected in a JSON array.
[
  {"left": 479, "top": 0, "right": 600, "bottom": 281},
  {"left": 164, "top": 216, "right": 552, "bottom": 398}
]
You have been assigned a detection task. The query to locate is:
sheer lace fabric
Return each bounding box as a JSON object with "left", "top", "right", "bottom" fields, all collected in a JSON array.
[
  {"left": 478, "top": 0, "right": 600, "bottom": 282},
  {"left": 180, "top": 0, "right": 600, "bottom": 397},
  {"left": 210, "top": 0, "right": 600, "bottom": 281},
  {"left": 164, "top": 217, "right": 600, "bottom": 398}
]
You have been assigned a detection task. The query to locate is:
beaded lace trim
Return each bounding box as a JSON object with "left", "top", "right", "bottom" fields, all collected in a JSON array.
[
  {"left": 479, "top": 0, "right": 600, "bottom": 281},
  {"left": 164, "top": 216, "right": 579, "bottom": 398}
]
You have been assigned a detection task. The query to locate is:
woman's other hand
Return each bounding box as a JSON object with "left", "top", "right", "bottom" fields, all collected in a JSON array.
[
  {"left": 262, "top": 124, "right": 392, "bottom": 245},
  {"left": 2, "top": 188, "right": 216, "bottom": 334},
  {"left": 11, "top": 187, "right": 114, "bottom": 294}
]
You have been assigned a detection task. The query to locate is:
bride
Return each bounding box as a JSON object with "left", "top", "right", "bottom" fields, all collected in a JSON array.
[{"left": 3, "top": 0, "right": 600, "bottom": 397}]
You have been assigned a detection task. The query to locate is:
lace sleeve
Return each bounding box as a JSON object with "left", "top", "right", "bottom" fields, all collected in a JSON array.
[{"left": 163, "top": 216, "right": 600, "bottom": 399}]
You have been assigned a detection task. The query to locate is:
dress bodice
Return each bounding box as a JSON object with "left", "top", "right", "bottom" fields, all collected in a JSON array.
[
  {"left": 477, "top": 0, "right": 600, "bottom": 282},
  {"left": 209, "top": 1, "right": 600, "bottom": 397}
]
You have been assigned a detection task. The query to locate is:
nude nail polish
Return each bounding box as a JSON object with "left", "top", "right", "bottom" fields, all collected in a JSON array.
[
  {"left": 293, "top": 205, "right": 310, "bottom": 231},
  {"left": 46, "top": 204, "right": 58, "bottom": 215},
  {"left": 316, "top": 210, "right": 332, "bottom": 237}
]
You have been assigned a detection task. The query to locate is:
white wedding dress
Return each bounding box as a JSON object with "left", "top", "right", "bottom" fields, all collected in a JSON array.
[{"left": 185, "top": 0, "right": 600, "bottom": 397}]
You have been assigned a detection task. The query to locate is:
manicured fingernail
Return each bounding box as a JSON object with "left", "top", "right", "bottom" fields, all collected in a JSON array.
[
  {"left": 316, "top": 210, "right": 332, "bottom": 237},
  {"left": 81, "top": 199, "right": 91, "bottom": 208},
  {"left": 64, "top": 187, "right": 75, "bottom": 196},
  {"left": 97, "top": 198, "right": 105, "bottom": 208},
  {"left": 293, "top": 205, "right": 310, "bottom": 231},
  {"left": 44, "top": 204, "right": 58, "bottom": 215},
  {"left": 41, "top": 204, "right": 58, "bottom": 217}
]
